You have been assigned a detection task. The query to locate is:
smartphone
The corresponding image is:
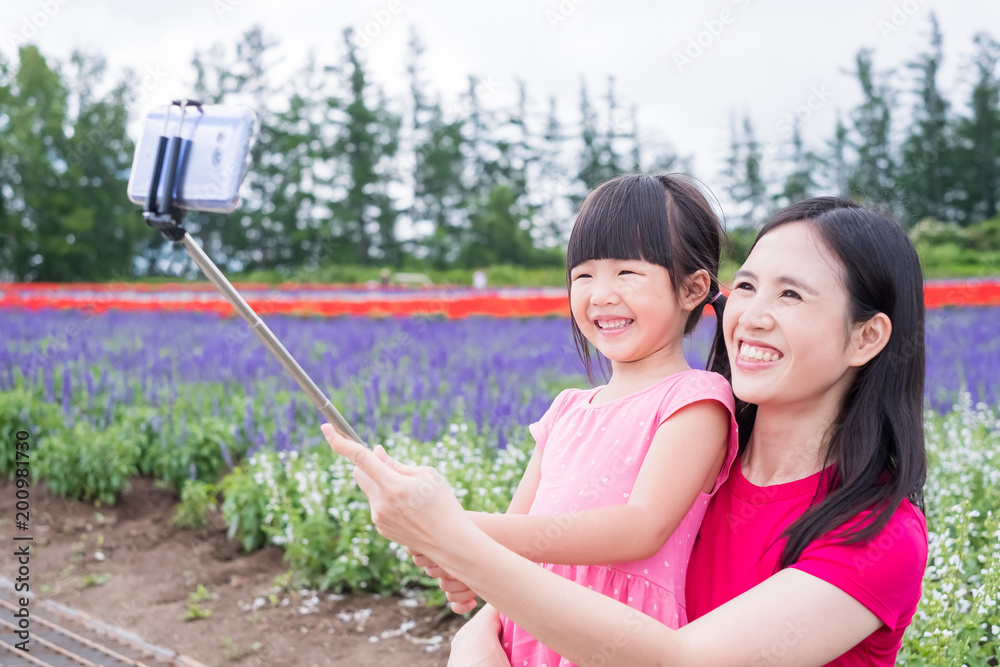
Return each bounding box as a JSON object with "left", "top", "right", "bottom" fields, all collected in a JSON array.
[{"left": 127, "top": 105, "right": 256, "bottom": 214}]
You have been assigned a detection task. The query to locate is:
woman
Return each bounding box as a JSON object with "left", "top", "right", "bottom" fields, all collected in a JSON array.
[{"left": 322, "top": 197, "right": 929, "bottom": 666}]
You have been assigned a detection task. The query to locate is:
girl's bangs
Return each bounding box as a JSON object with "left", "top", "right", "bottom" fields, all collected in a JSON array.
[{"left": 567, "top": 176, "right": 673, "bottom": 269}]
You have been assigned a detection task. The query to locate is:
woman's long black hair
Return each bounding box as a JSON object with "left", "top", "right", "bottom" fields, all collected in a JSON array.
[
  {"left": 565, "top": 173, "right": 730, "bottom": 384},
  {"left": 743, "top": 197, "right": 927, "bottom": 568}
]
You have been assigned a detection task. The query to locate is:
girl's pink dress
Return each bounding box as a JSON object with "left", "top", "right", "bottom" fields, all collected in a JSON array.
[{"left": 500, "top": 369, "right": 739, "bottom": 667}]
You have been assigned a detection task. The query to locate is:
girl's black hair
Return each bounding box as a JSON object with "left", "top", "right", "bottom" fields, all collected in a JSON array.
[
  {"left": 742, "top": 196, "right": 927, "bottom": 569},
  {"left": 566, "top": 173, "right": 729, "bottom": 385}
]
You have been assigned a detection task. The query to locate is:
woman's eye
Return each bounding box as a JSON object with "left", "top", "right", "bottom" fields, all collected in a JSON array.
[
  {"left": 781, "top": 290, "right": 802, "bottom": 300},
  {"left": 734, "top": 282, "right": 754, "bottom": 291}
]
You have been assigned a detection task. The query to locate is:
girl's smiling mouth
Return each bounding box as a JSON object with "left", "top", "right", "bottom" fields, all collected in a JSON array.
[{"left": 595, "top": 317, "right": 634, "bottom": 331}]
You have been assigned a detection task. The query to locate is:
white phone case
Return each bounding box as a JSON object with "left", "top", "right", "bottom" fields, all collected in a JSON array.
[{"left": 127, "top": 105, "right": 256, "bottom": 213}]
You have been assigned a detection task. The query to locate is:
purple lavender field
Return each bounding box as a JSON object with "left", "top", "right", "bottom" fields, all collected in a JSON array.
[{"left": 1, "top": 306, "right": 998, "bottom": 453}]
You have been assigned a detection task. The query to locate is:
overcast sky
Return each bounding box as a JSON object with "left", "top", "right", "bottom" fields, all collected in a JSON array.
[{"left": 5, "top": 0, "right": 1000, "bottom": 191}]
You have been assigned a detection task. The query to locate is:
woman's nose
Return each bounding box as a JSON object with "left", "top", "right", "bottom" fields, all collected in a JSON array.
[{"left": 738, "top": 294, "right": 774, "bottom": 330}]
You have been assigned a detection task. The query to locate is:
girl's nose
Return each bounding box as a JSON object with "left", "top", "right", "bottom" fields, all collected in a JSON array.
[{"left": 589, "top": 278, "right": 621, "bottom": 305}]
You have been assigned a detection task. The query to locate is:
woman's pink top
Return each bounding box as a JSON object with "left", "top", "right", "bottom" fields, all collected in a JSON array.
[
  {"left": 501, "top": 369, "right": 739, "bottom": 667},
  {"left": 686, "top": 458, "right": 928, "bottom": 666}
]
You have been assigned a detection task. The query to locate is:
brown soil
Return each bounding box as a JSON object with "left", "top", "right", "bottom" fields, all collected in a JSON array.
[{"left": 0, "top": 477, "right": 466, "bottom": 666}]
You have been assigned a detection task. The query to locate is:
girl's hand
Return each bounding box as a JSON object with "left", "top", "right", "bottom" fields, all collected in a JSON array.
[
  {"left": 409, "top": 548, "right": 479, "bottom": 614},
  {"left": 320, "top": 423, "right": 468, "bottom": 557},
  {"left": 448, "top": 605, "right": 507, "bottom": 667}
]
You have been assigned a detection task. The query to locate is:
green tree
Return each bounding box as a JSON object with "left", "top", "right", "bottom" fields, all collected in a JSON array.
[
  {"left": 461, "top": 75, "right": 499, "bottom": 199},
  {"left": 953, "top": 32, "right": 1000, "bottom": 224},
  {"left": 775, "top": 121, "right": 817, "bottom": 208},
  {"left": 723, "top": 113, "right": 767, "bottom": 225},
  {"left": 531, "top": 95, "right": 572, "bottom": 247},
  {"left": 0, "top": 47, "right": 141, "bottom": 281},
  {"left": 847, "top": 49, "right": 897, "bottom": 210},
  {"left": 821, "top": 111, "right": 850, "bottom": 195},
  {"left": 460, "top": 81, "right": 550, "bottom": 268},
  {"left": 897, "top": 14, "right": 953, "bottom": 224},
  {"left": 576, "top": 77, "right": 621, "bottom": 196},
  {"left": 459, "top": 184, "right": 543, "bottom": 267},
  {"left": 404, "top": 30, "right": 467, "bottom": 266},
  {"left": 0, "top": 51, "right": 24, "bottom": 281},
  {"left": 183, "top": 26, "right": 299, "bottom": 275},
  {"left": 330, "top": 28, "right": 400, "bottom": 265}
]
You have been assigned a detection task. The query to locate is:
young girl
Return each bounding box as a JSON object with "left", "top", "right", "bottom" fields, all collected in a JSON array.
[
  {"left": 432, "top": 173, "right": 739, "bottom": 665},
  {"left": 324, "top": 196, "right": 929, "bottom": 667}
]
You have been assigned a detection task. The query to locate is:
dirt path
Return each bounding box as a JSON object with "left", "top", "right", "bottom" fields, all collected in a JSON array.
[{"left": 0, "top": 477, "right": 466, "bottom": 666}]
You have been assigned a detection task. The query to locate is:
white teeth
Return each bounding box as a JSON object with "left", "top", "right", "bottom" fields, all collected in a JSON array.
[
  {"left": 739, "top": 343, "right": 782, "bottom": 362},
  {"left": 597, "top": 319, "right": 632, "bottom": 330}
]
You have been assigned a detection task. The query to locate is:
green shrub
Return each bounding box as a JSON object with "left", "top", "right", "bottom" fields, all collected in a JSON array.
[
  {"left": 0, "top": 388, "right": 62, "bottom": 479},
  {"left": 220, "top": 424, "right": 528, "bottom": 593},
  {"left": 899, "top": 397, "right": 1000, "bottom": 665},
  {"left": 172, "top": 480, "right": 219, "bottom": 529},
  {"left": 34, "top": 420, "right": 142, "bottom": 505},
  {"left": 219, "top": 463, "right": 271, "bottom": 552},
  {"left": 147, "top": 413, "right": 241, "bottom": 491}
]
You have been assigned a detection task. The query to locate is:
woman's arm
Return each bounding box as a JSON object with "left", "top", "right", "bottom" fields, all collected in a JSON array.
[
  {"left": 445, "top": 524, "right": 881, "bottom": 667},
  {"left": 470, "top": 401, "right": 729, "bottom": 564},
  {"left": 322, "top": 424, "right": 883, "bottom": 667}
]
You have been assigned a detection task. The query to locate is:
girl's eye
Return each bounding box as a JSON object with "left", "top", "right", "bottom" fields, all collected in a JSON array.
[
  {"left": 573, "top": 273, "right": 591, "bottom": 280},
  {"left": 618, "top": 270, "right": 635, "bottom": 276}
]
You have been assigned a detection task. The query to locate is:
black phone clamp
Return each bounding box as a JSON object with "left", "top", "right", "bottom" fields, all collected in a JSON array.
[{"left": 142, "top": 99, "right": 204, "bottom": 241}]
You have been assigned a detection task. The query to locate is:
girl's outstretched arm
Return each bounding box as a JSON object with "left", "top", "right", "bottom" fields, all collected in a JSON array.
[
  {"left": 470, "top": 400, "right": 729, "bottom": 564},
  {"left": 321, "top": 424, "right": 883, "bottom": 667},
  {"left": 446, "top": 605, "right": 507, "bottom": 667}
]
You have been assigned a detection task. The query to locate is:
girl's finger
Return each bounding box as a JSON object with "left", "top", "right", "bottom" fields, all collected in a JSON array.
[
  {"left": 408, "top": 548, "right": 440, "bottom": 569},
  {"left": 437, "top": 577, "right": 474, "bottom": 594},
  {"left": 423, "top": 564, "right": 448, "bottom": 578},
  {"left": 446, "top": 588, "right": 478, "bottom": 604},
  {"left": 450, "top": 599, "right": 478, "bottom": 615}
]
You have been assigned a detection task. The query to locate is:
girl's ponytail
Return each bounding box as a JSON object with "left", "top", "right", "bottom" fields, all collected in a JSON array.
[{"left": 705, "top": 290, "right": 730, "bottom": 380}]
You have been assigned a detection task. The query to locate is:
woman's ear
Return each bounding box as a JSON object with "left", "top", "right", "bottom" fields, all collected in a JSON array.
[
  {"left": 679, "top": 270, "right": 711, "bottom": 310},
  {"left": 848, "top": 312, "right": 892, "bottom": 367}
]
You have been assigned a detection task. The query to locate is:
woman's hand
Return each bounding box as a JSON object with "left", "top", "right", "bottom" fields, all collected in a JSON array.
[
  {"left": 448, "top": 605, "right": 507, "bottom": 667},
  {"left": 320, "top": 424, "right": 469, "bottom": 557},
  {"left": 321, "top": 426, "right": 480, "bottom": 612}
]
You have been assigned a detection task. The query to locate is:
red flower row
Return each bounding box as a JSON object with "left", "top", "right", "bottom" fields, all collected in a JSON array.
[{"left": 1, "top": 280, "right": 998, "bottom": 318}]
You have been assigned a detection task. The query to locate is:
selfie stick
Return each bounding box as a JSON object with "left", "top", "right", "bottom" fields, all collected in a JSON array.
[{"left": 141, "top": 99, "right": 366, "bottom": 446}]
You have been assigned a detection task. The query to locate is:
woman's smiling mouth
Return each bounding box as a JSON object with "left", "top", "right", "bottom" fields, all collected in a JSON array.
[{"left": 737, "top": 340, "right": 784, "bottom": 363}]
